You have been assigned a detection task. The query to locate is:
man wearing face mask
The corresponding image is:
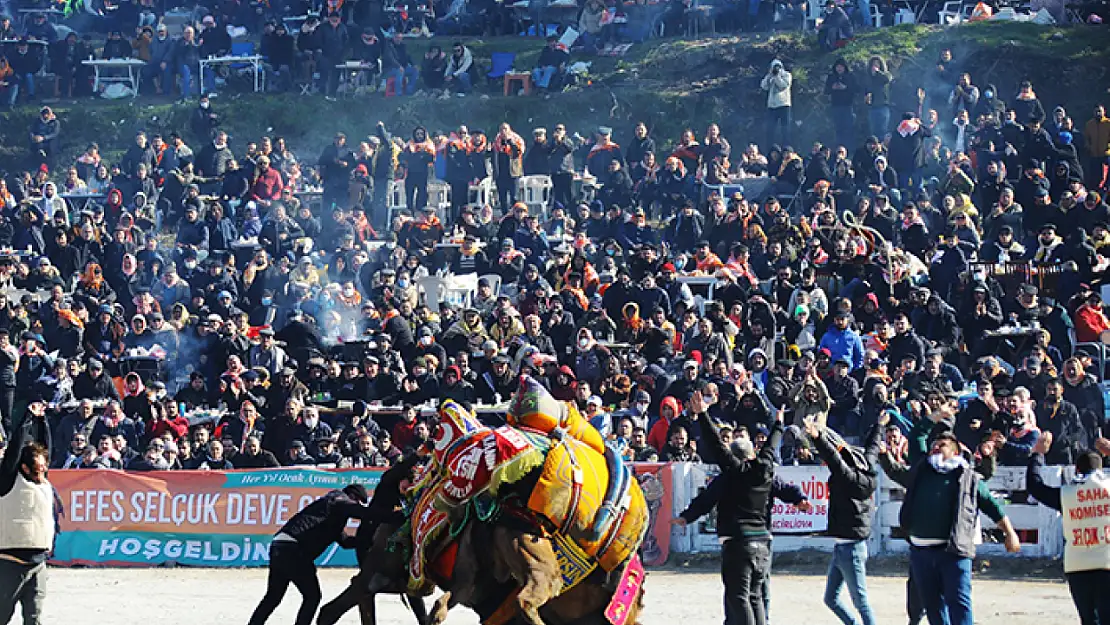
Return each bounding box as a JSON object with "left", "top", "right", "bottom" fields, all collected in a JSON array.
[
  {"left": 413, "top": 327, "right": 447, "bottom": 373},
  {"left": 0, "top": 405, "right": 54, "bottom": 624},
  {"left": 882, "top": 396, "right": 1020, "bottom": 625}
]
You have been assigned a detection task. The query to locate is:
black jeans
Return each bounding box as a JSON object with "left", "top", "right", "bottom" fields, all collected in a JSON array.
[
  {"left": 449, "top": 179, "right": 470, "bottom": 224},
  {"left": 721, "top": 536, "right": 772, "bottom": 625},
  {"left": 497, "top": 176, "right": 518, "bottom": 211},
  {"left": 248, "top": 541, "right": 321, "bottom": 625},
  {"left": 407, "top": 177, "right": 429, "bottom": 212},
  {"left": 907, "top": 571, "right": 925, "bottom": 625},
  {"left": 551, "top": 172, "right": 573, "bottom": 209},
  {"left": 1067, "top": 570, "right": 1110, "bottom": 625},
  {"left": 0, "top": 386, "right": 14, "bottom": 439}
]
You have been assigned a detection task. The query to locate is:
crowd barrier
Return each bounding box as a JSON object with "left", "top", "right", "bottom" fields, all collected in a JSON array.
[
  {"left": 47, "top": 462, "right": 1070, "bottom": 567},
  {"left": 670, "top": 463, "right": 1071, "bottom": 559}
]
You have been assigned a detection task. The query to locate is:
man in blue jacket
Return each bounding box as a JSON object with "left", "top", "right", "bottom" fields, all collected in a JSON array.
[{"left": 819, "top": 311, "right": 864, "bottom": 371}]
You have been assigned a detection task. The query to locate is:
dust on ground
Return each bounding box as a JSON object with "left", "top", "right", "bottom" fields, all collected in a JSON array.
[{"left": 44, "top": 566, "right": 1070, "bottom": 625}]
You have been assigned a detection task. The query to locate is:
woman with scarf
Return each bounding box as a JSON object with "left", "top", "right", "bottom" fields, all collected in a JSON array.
[
  {"left": 75, "top": 263, "right": 116, "bottom": 309},
  {"left": 122, "top": 372, "right": 156, "bottom": 425},
  {"left": 564, "top": 252, "right": 599, "bottom": 294},
  {"left": 618, "top": 301, "right": 646, "bottom": 344},
  {"left": 402, "top": 126, "right": 436, "bottom": 212},
  {"left": 631, "top": 151, "right": 661, "bottom": 216},
  {"left": 102, "top": 187, "right": 126, "bottom": 225},
  {"left": 108, "top": 253, "right": 140, "bottom": 305},
  {"left": 671, "top": 129, "right": 702, "bottom": 178},
  {"left": 657, "top": 156, "right": 690, "bottom": 219}
]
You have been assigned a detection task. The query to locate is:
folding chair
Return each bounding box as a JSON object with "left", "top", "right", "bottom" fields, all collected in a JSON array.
[{"left": 486, "top": 52, "right": 516, "bottom": 87}]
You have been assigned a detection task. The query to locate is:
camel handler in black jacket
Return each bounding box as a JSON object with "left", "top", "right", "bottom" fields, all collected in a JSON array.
[
  {"left": 672, "top": 390, "right": 784, "bottom": 625},
  {"left": 806, "top": 419, "right": 882, "bottom": 625},
  {"left": 247, "top": 482, "right": 397, "bottom": 625}
]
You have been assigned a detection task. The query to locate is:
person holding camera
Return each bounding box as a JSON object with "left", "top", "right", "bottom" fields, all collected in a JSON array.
[{"left": 760, "top": 59, "right": 793, "bottom": 150}]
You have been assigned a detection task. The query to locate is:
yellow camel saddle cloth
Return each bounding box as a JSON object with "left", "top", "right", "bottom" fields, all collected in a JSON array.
[{"left": 526, "top": 436, "right": 649, "bottom": 573}]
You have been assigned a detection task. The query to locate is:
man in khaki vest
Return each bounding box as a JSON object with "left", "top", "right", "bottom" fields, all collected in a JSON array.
[{"left": 0, "top": 402, "right": 54, "bottom": 625}]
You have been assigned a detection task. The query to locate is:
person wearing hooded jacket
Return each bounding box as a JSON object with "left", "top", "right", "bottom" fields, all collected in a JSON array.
[
  {"left": 673, "top": 393, "right": 785, "bottom": 625},
  {"left": 247, "top": 483, "right": 392, "bottom": 625},
  {"left": 760, "top": 59, "right": 792, "bottom": 150},
  {"left": 808, "top": 420, "right": 882, "bottom": 625}
]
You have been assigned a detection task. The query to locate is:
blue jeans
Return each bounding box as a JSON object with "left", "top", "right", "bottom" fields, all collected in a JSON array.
[
  {"left": 909, "top": 546, "right": 973, "bottom": 625},
  {"left": 831, "top": 105, "right": 855, "bottom": 150},
  {"left": 178, "top": 63, "right": 194, "bottom": 98},
  {"left": 450, "top": 71, "right": 472, "bottom": 93},
  {"left": 388, "top": 65, "right": 419, "bottom": 95},
  {"left": 824, "top": 540, "right": 878, "bottom": 625},
  {"left": 144, "top": 63, "right": 173, "bottom": 93},
  {"left": 899, "top": 167, "right": 925, "bottom": 194},
  {"left": 868, "top": 106, "right": 890, "bottom": 139},
  {"left": 532, "top": 65, "right": 557, "bottom": 89},
  {"left": 10, "top": 73, "right": 35, "bottom": 104}
]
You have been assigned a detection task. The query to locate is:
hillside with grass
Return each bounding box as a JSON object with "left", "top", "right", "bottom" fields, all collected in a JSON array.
[{"left": 1, "top": 22, "right": 1108, "bottom": 173}]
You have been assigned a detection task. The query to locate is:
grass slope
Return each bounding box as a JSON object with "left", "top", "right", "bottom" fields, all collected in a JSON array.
[{"left": 1, "top": 22, "right": 1107, "bottom": 173}]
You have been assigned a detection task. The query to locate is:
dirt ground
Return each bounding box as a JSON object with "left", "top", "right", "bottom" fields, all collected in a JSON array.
[{"left": 42, "top": 566, "right": 1072, "bottom": 624}]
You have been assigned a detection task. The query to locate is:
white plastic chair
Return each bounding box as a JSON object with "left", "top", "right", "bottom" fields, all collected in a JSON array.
[
  {"left": 469, "top": 178, "right": 495, "bottom": 209},
  {"left": 387, "top": 179, "right": 408, "bottom": 226},
  {"left": 895, "top": 7, "right": 915, "bottom": 23},
  {"left": 443, "top": 274, "right": 478, "bottom": 309},
  {"left": 429, "top": 180, "right": 451, "bottom": 211},
  {"left": 420, "top": 274, "right": 477, "bottom": 312},
  {"left": 869, "top": 4, "right": 882, "bottom": 26},
  {"left": 517, "top": 175, "right": 553, "bottom": 217},
  {"left": 938, "top": 1, "right": 963, "bottom": 24}
]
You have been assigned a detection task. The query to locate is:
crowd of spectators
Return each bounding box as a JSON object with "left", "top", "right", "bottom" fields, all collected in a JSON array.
[
  {"left": 0, "top": 11, "right": 1109, "bottom": 484},
  {"left": 0, "top": 0, "right": 969, "bottom": 107}
]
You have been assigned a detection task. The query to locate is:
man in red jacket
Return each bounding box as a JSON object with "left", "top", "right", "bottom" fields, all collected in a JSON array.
[{"left": 249, "top": 155, "right": 284, "bottom": 208}]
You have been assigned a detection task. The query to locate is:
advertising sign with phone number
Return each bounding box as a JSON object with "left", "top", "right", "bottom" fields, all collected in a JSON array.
[{"left": 699, "top": 465, "right": 832, "bottom": 535}]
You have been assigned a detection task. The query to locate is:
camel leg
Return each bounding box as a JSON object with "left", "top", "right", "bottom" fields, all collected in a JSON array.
[
  {"left": 408, "top": 594, "right": 429, "bottom": 625},
  {"left": 357, "top": 595, "right": 377, "bottom": 625},
  {"left": 431, "top": 521, "right": 482, "bottom": 625},
  {"left": 429, "top": 591, "right": 454, "bottom": 625},
  {"left": 494, "top": 528, "right": 561, "bottom": 625}
]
